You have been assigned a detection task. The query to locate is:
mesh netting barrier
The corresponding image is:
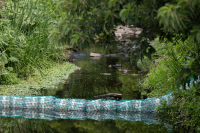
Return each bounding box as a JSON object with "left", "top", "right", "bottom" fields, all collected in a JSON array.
[
  {"left": 0, "top": 108, "right": 158, "bottom": 124},
  {"left": 0, "top": 93, "right": 172, "bottom": 113},
  {"left": 0, "top": 92, "right": 174, "bottom": 129}
]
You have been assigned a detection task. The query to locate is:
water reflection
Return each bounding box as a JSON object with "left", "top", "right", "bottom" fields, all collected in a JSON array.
[
  {"left": 0, "top": 115, "right": 169, "bottom": 133},
  {"left": 55, "top": 53, "right": 142, "bottom": 100},
  {"left": 0, "top": 47, "right": 171, "bottom": 132}
]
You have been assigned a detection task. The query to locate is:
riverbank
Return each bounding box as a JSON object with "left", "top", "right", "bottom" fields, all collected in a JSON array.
[
  {"left": 139, "top": 38, "right": 200, "bottom": 132},
  {"left": 0, "top": 0, "right": 70, "bottom": 84},
  {"left": 0, "top": 62, "right": 79, "bottom": 96}
]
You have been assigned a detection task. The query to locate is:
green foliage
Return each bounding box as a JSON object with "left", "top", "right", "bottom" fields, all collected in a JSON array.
[
  {"left": 0, "top": 0, "right": 67, "bottom": 84},
  {"left": 141, "top": 38, "right": 199, "bottom": 132},
  {"left": 0, "top": 71, "right": 19, "bottom": 85},
  {"left": 156, "top": 0, "right": 200, "bottom": 89},
  {"left": 143, "top": 60, "right": 176, "bottom": 97},
  {"left": 143, "top": 38, "right": 198, "bottom": 97},
  {"left": 0, "top": 62, "right": 79, "bottom": 96},
  {"left": 53, "top": 0, "right": 200, "bottom": 90},
  {"left": 157, "top": 87, "right": 200, "bottom": 133},
  {"left": 137, "top": 56, "right": 152, "bottom": 72},
  {"left": 51, "top": 0, "right": 164, "bottom": 59}
]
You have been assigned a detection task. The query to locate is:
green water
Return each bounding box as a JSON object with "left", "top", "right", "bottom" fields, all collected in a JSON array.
[
  {"left": 0, "top": 117, "right": 168, "bottom": 133},
  {"left": 0, "top": 46, "right": 169, "bottom": 133},
  {"left": 55, "top": 53, "right": 141, "bottom": 100}
]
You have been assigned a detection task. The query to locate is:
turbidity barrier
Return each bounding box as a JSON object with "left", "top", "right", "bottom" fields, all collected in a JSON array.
[
  {"left": 0, "top": 93, "right": 172, "bottom": 112},
  {"left": 0, "top": 108, "right": 159, "bottom": 124},
  {"left": 0, "top": 92, "right": 173, "bottom": 122}
]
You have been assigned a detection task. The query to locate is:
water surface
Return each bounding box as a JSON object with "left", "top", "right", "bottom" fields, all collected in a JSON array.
[
  {"left": 0, "top": 46, "right": 169, "bottom": 133},
  {"left": 55, "top": 52, "right": 142, "bottom": 100}
]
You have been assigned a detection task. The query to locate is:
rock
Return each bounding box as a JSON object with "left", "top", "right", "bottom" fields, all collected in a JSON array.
[
  {"left": 90, "top": 52, "right": 101, "bottom": 57},
  {"left": 113, "top": 64, "right": 122, "bottom": 67},
  {"left": 94, "top": 93, "right": 122, "bottom": 101},
  {"left": 132, "top": 45, "right": 141, "bottom": 50},
  {"left": 124, "top": 41, "right": 129, "bottom": 46},
  {"left": 118, "top": 69, "right": 130, "bottom": 73},
  {"left": 117, "top": 46, "right": 122, "bottom": 49},
  {"left": 100, "top": 73, "right": 111, "bottom": 75},
  {"left": 130, "top": 74, "right": 140, "bottom": 76},
  {"left": 115, "top": 25, "right": 142, "bottom": 40}
]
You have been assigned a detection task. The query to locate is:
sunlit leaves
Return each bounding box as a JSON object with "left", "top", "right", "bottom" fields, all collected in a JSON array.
[
  {"left": 119, "top": 2, "right": 136, "bottom": 24},
  {"left": 157, "top": 4, "right": 188, "bottom": 32},
  {"left": 0, "top": 0, "right": 69, "bottom": 83},
  {"left": 0, "top": 53, "right": 8, "bottom": 65},
  {"left": 190, "top": 26, "right": 200, "bottom": 45},
  {"left": 119, "top": 9, "right": 128, "bottom": 22}
]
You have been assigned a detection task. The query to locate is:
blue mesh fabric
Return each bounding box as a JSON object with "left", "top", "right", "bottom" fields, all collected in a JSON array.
[
  {"left": 0, "top": 92, "right": 173, "bottom": 111},
  {"left": 0, "top": 93, "right": 173, "bottom": 130},
  {"left": 0, "top": 108, "right": 161, "bottom": 125}
]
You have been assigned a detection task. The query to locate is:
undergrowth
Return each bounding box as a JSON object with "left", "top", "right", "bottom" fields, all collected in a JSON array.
[
  {"left": 141, "top": 38, "right": 200, "bottom": 132},
  {"left": 141, "top": 38, "right": 197, "bottom": 97},
  {"left": 0, "top": 0, "right": 67, "bottom": 84},
  {"left": 157, "top": 87, "right": 200, "bottom": 133}
]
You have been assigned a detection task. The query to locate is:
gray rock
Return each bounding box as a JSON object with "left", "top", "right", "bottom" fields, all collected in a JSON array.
[{"left": 90, "top": 52, "right": 101, "bottom": 57}]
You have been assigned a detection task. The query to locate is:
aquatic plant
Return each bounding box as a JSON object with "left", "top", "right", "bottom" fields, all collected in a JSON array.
[{"left": 0, "top": 62, "right": 79, "bottom": 96}]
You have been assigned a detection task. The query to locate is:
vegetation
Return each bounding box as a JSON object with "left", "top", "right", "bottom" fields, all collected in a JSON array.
[
  {"left": 157, "top": 86, "right": 200, "bottom": 132},
  {"left": 52, "top": 0, "right": 200, "bottom": 132},
  {"left": 139, "top": 38, "right": 200, "bottom": 132},
  {"left": 0, "top": 0, "right": 71, "bottom": 84},
  {"left": 0, "top": 62, "right": 79, "bottom": 96},
  {"left": 53, "top": 0, "right": 200, "bottom": 89},
  {"left": 0, "top": 0, "right": 200, "bottom": 132}
]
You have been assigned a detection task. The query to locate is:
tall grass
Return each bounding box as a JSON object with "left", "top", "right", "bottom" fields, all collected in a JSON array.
[
  {"left": 0, "top": 0, "right": 66, "bottom": 84},
  {"left": 142, "top": 38, "right": 197, "bottom": 97}
]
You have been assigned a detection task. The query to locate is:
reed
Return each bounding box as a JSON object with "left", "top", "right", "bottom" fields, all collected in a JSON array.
[{"left": 0, "top": 0, "right": 67, "bottom": 84}]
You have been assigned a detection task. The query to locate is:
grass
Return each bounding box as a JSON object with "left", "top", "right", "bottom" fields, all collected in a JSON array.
[
  {"left": 140, "top": 38, "right": 200, "bottom": 132},
  {"left": 0, "top": 0, "right": 67, "bottom": 84}
]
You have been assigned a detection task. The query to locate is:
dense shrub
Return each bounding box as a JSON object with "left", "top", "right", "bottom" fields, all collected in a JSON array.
[
  {"left": 0, "top": 0, "right": 66, "bottom": 84},
  {"left": 157, "top": 87, "right": 200, "bottom": 133},
  {"left": 142, "top": 39, "right": 197, "bottom": 97},
  {"left": 141, "top": 38, "right": 200, "bottom": 132}
]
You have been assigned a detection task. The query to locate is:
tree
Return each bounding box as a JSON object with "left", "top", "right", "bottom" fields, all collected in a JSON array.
[{"left": 52, "top": 0, "right": 200, "bottom": 93}]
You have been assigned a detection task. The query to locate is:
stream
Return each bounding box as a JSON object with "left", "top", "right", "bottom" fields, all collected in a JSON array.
[{"left": 0, "top": 46, "right": 169, "bottom": 133}]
